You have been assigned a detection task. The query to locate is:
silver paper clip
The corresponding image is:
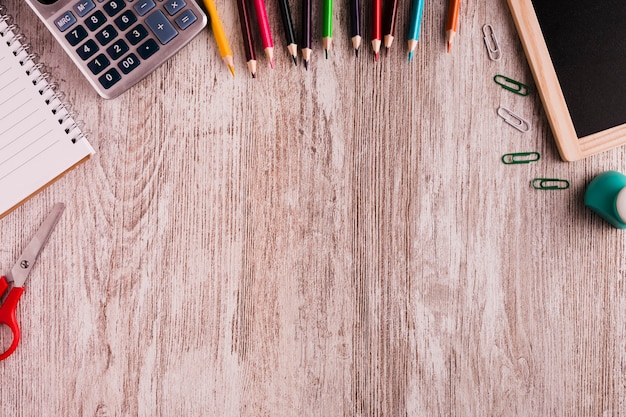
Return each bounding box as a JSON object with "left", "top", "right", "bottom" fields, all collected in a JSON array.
[
  {"left": 482, "top": 24, "right": 501, "bottom": 61},
  {"left": 497, "top": 106, "right": 530, "bottom": 133}
]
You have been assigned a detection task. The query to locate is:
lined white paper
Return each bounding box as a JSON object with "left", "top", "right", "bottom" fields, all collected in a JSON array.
[{"left": 0, "top": 15, "right": 94, "bottom": 217}]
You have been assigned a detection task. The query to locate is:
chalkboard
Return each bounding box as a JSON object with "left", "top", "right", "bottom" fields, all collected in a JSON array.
[{"left": 507, "top": 0, "right": 626, "bottom": 161}]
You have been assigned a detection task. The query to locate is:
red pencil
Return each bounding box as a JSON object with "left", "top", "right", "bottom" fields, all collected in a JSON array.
[
  {"left": 371, "top": 0, "right": 382, "bottom": 60},
  {"left": 252, "top": 0, "right": 275, "bottom": 67}
]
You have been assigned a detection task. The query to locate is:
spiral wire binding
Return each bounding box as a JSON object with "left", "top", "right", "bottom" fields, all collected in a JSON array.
[{"left": 0, "top": 4, "right": 88, "bottom": 144}]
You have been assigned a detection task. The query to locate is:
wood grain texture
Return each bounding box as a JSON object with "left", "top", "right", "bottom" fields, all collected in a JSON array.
[{"left": 0, "top": 0, "right": 625, "bottom": 415}]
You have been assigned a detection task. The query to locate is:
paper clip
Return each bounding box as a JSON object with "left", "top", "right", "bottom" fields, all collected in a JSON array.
[
  {"left": 531, "top": 178, "right": 570, "bottom": 190},
  {"left": 497, "top": 106, "right": 530, "bottom": 133},
  {"left": 494, "top": 74, "right": 530, "bottom": 96},
  {"left": 502, "top": 152, "right": 540, "bottom": 164},
  {"left": 482, "top": 24, "right": 501, "bottom": 61}
]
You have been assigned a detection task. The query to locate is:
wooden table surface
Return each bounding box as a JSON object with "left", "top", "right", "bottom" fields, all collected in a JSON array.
[{"left": 1, "top": 0, "right": 625, "bottom": 415}]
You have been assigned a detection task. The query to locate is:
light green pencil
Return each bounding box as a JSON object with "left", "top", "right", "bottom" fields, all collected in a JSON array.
[{"left": 322, "top": 0, "right": 332, "bottom": 57}]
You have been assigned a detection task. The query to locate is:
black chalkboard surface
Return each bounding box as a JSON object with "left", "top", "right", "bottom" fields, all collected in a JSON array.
[{"left": 508, "top": 0, "right": 626, "bottom": 161}]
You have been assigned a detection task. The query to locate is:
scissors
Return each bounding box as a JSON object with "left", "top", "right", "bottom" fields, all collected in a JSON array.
[{"left": 0, "top": 203, "right": 65, "bottom": 361}]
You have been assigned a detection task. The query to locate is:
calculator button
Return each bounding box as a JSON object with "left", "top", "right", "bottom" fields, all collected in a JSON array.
[
  {"left": 54, "top": 11, "right": 77, "bottom": 32},
  {"left": 145, "top": 11, "right": 178, "bottom": 44},
  {"left": 114, "top": 10, "right": 137, "bottom": 31},
  {"left": 103, "top": 0, "right": 125, "bottom": 16},
  {"left": 163, "top": 0, "right": 185, "bottom": 15},
  {"left": 76, "top": 39, "right": 99, "bottom": 60},
  {"left": 174, "top": 9, "right": 196, "bottom": 30},
  {"left": 85, "top": 10, "right": 107, "bottom": 31},
  {"left": 65, "top": 24, "right": 88, "bottom": 46},
  {"left": 87, "top": 53, "right": 110, "bottom": 74},
  {"left": 133, "top": 0, "right": 155, "bottom": 16},
  {"left": 106, "top": 39, "right": 129, "bottom": 59},
  {"left": 137, "top": 38, "right": 159, "bottom": 59},
  {"left": 98, "top": 67, "right": 121, "bottom": 89},
  {"left": 95, "top": 24, "right": 118, "bottom": 45},
  {"left": 73, "top": 0, "right": 95, "bottom": 16},
  {"left": 118, "top": 53, "right": 140, "bottom": 74},
  {"left": 125, "top": 24, "right": 148, "bottom": 45}
]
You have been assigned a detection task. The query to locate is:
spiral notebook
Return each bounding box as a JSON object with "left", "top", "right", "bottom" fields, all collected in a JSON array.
[{"left": 0, "top": 4, "right": 94, "bottom": 219}]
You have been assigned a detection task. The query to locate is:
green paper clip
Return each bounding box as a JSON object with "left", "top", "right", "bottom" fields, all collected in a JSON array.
[
  {"left": 502, "top": 152, "right": 540, "bottom": 164},
  {"left": 531, "top": 178, "right": 570, "bottom": 190},
  {"left": 494, "top": 74, "right": 531, "bottom": 96}
]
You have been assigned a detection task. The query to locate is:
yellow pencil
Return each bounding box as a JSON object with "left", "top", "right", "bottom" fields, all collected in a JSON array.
[{"left": 203, "top": 0, "right": 235, "bottom": 76}]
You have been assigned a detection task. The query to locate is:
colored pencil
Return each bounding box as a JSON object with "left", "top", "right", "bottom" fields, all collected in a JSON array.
[
  {"left": 236, "top": 0, "right": 257, "bottom": 76},
  {"left": 202, "top": 0, "right": 235, "bottom": 75},
  {"left": 382, "top": 0, "right": 397, "bottom": 49},
  {"left": 371, "top": 0, "right": 382, "bottom": 60},
  {"left": 446, "top": 0, "right": 460, "bottom": 52},
  {"left": 277, "top": 0, "right": 298, "bottom": 65},
  {"left": 252, "top": 0, "right": 275, "bottom": 67},
  {"left": 322, "top": 0, "right": 332, "bottom": 58},
  {"left": 407, "top": 0, "right": 424, "bottom": 61},
  {"left": 300, "top": 0, "right": 312, "bottom": 69},
  {"left": 349, "top": 0, "right": 361, "bottom": 55}
]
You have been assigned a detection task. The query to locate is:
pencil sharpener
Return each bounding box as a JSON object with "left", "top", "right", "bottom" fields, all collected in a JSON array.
[{"left": 584, "top": 170, "right": 626, "bottom": 229}]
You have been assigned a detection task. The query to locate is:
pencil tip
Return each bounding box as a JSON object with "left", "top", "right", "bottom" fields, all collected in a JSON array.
[
  {"left": 355, "top": 48, "right": 359, "bottom": 57},
  {"left": 228, "top": 65, "right": 235, "bottom": 76},
  {"left": 270, "top": 60, "right": 275, "bottom": 69},
  {"left": 292, "top": 56, "right": 298, "bottom": 66},
  {"left": 408, "top": 51, "right": 414, "bottom": 62},
  {"left": 304, "top": 60, "right": 309, "bottom": 70},
  {"left": 447, "top": 42, "right": 452, "bottom": 53},
  {"left": 325, "top": 49, "right": 328, "bottom": 59},
  {"left": 252, "top": 72, "right": 256, "bottom": 78},
  {"left": 374, "top": 52, "right": 379, "bottom": 62}
]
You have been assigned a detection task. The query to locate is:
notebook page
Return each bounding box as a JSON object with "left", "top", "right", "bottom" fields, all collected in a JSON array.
[{"left": 0, "top": 23, "right": 94, "bottom": 216}]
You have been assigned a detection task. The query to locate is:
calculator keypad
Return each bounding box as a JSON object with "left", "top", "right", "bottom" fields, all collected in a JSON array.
[{"left": 32, "top": 0, "right": 205, "bottom": 98}]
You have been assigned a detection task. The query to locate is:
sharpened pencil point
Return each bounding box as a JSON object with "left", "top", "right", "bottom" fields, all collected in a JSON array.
[
  {"left": 228, "top": 65, "right": 235, "bottom": 76},
  {"left": 325, "top": 49, "right": 328, "bottom": 59},
  {"left": 408, "top": 51, "right": 414, "bottom": 62},
  {"left": 355, "top": 48, "right": 359, "bottom": 57},
  {"left": 304, "top": 60, "right": 309, "bottom": 70},
  {"left": 287, "top": 44, "right": 299, "bottom": 66},
  {"left": 375, "top": 52, "right": 379, "bottom": 62},
  {"left": 252, "top": 72, "right": 256, "bottom": 78}
]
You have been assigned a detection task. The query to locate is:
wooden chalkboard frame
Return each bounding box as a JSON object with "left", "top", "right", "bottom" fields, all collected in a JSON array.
[{"left": 507, "top": 0, "right": 626, "bottom": 161}]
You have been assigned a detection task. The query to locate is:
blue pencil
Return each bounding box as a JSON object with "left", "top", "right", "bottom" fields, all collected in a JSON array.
[{"left": 407, "top": 0, "right": 425, "bottom": 61}]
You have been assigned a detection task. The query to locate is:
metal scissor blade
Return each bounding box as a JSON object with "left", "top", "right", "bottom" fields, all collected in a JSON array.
[{"left": 8, "top": 203, "right": 65, "bottom": 288}]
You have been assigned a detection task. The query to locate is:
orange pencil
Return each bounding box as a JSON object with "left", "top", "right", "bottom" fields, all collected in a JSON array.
[{"left": 445, "top": 0, "right": 460, "bottom": 52}]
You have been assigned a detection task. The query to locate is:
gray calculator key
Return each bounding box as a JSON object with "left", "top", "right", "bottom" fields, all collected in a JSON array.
[
  {"left": 145, "top": 10, "right": 178, "bottom": 44},
  {"left": 175, "top": 9, "right": 196, "bottom": 30},
  {"left": 54, "top": 11, "right": 77, "bottom": 32},
  {"left": 73, "top": 0, "right": 95, "bottom": 17},
  {"left": 163, "top": 0, "right": 185, "bottom": 15},
  {"left": 134, "top": 0, "right": 155, "bottom": 16}
]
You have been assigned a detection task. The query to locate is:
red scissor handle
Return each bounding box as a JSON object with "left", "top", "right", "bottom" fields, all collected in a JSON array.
[{"left": 0, "top": 276, "right": 25, "bottom": 361}]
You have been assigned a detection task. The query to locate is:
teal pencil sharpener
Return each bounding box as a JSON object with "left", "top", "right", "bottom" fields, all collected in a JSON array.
[{"left": 584, "top": 170, "right": 626, "bottom": 229}]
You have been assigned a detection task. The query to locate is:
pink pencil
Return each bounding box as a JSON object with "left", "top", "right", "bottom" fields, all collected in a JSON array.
[{"left": 252, "top": 0, "right": 275, "bottom": 67}]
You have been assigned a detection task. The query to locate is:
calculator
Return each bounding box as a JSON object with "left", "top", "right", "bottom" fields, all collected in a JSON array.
[{"left": 24, "top": 0, "right": 207, "bottom": 98}]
